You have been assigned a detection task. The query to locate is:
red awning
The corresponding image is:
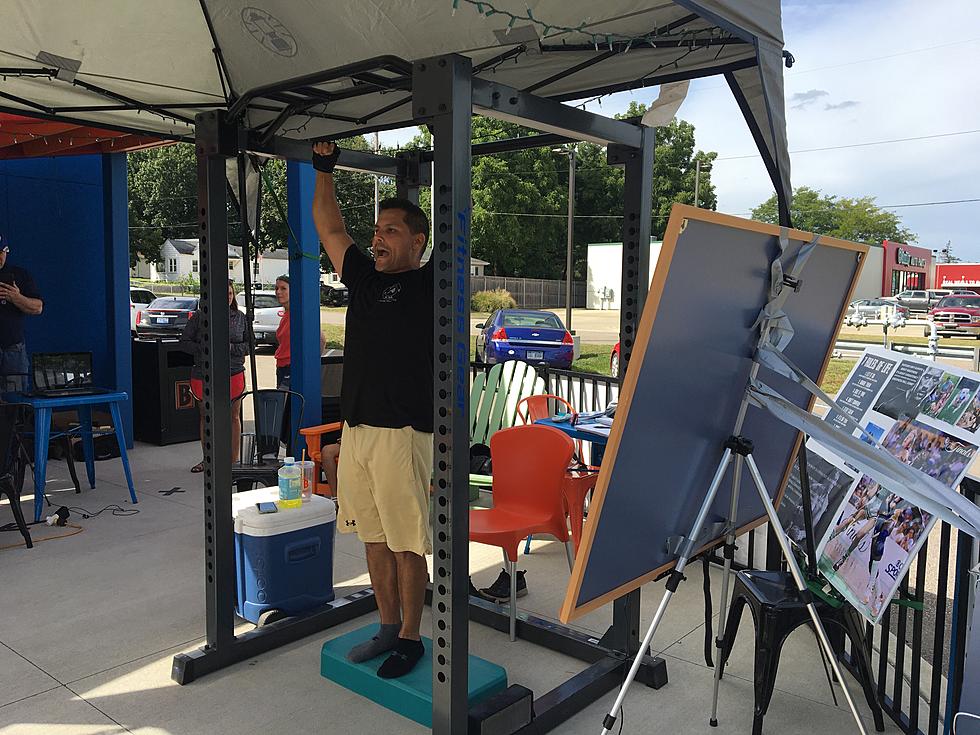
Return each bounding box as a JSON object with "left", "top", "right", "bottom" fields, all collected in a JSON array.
[{"left": 0, "top": 113, "right": 166, "bottom": 159}]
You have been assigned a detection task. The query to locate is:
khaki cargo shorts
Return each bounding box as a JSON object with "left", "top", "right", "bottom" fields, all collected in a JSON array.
[{"left": 336, "top": 422, "right": 433, "bottom": 556}]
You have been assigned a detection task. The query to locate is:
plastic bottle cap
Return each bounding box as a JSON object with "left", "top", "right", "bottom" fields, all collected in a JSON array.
[{"left": 284, "top": 457, "right": 294, "bottom": 464}]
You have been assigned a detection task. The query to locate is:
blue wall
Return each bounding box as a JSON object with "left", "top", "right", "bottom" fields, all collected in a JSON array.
[{"left": 0, "top": 153, "right": 133, "bottom": 443}]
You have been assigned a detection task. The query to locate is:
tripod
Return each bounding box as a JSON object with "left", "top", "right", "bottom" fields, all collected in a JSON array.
[{"left": 598, "top": 434, "right": 868, "bottom": 735}]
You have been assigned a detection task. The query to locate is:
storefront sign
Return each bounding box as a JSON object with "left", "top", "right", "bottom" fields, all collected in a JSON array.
[{"left": 897, "top": 248, "right": 926, "bottom": 268}]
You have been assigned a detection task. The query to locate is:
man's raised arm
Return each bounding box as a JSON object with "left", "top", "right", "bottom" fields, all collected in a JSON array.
[{"left": 311, "top": 142, "right": 354, "bottom": 277}]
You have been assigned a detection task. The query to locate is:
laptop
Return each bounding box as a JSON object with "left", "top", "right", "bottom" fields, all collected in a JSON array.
[{"left": 31, "top": 352, "right": 110, "bottom": 398}]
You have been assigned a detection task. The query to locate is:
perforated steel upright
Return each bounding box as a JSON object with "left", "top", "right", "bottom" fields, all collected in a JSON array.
[
  {"left": 194, "top": 110, "right": 236, "bottom": 650},
  {"left": 414, "top": 54, "right": 474, "bottom": 735},
  {"left": 605, "top": 128, "right": 655, "bottom": 656}
]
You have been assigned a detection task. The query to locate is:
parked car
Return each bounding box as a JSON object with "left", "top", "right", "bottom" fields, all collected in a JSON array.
[
  {"left": 129, "top": 287, "right": 157, "bottom": 335},
  {"left": 610, "top": 342, "right": 620, "bottom": 378},
  {"left": 928, "top": 295, "right": 980, "bottom": 337},
  {"left": 135, "top": 296, "right": 199, "bottom": 339},
  {"left": 320, "top": 272, "right": 348, "bottom": 306},
  {"left": 886, "top": 289, "right": 951, "bottom": 312},
  {"left": 237, "top": 290, "right": 283, "bottom": 347},
  {"left": 475, "top": 309, "right": 574, "bottom": 369},
  {"left": 844, "top": 298, "right": 909, "bottom": 324}
]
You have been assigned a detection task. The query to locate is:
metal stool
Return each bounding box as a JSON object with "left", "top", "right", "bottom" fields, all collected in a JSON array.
[{"left": 718, "top": 569, "right": 885, "bottom": 735}]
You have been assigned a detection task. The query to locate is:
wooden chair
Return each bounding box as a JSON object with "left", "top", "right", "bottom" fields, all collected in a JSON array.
[
  {"left": 300, "top": 421, "right": 343, "bottom": 496},
  {"left": 469, "top": 361, "right": 545, "bottom": 493}
]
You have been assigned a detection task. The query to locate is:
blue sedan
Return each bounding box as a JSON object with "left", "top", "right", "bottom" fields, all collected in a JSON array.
[{"left": 476, "top": 309, "right": 574, "bottom": 369}]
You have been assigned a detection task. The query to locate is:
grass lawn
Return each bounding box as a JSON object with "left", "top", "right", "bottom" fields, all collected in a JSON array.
[{"left": 820, "top": 358, "right": 856, "bottom": 395}]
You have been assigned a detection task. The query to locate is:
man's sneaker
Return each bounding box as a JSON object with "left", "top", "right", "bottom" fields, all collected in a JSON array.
[
  {"left": 469, "top": 577, "right": 482, "bottom": 598},
  {"left": 479, "top": 568, "right": 527, "bottom": 603}
]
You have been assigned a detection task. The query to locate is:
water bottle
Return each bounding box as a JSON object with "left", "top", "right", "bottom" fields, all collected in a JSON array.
[{"left": 278, "top": 457, "right": 302, "bottom": 509}]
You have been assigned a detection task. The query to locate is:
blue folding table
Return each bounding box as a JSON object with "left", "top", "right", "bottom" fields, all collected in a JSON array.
[{"left": 4, "top": 391, "right": 137, "bottom": 521}]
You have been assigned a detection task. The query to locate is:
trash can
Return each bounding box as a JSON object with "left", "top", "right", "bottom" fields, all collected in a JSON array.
[
  {"left": 131, "top": 338, "right": 199, "bottom": 445},
  {"left": 232, "top": 487, "right": 336, "bottom": 624}
]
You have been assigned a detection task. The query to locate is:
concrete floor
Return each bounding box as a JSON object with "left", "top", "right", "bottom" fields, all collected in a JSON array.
[{"left": 0, "top": 438, "right": 910, "bottom": 735}]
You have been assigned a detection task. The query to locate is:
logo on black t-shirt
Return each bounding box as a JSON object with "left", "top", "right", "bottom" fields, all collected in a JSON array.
[{"left": 379, "top": 283, "right": 402, "bottom": 303}]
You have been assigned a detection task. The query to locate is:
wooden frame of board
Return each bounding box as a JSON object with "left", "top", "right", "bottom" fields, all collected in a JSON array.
[{"left": 560, "top": 204, "right": 867, "bottom": 622}]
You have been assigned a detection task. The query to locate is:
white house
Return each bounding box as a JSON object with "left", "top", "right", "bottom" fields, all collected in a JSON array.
[
  {"left": 135, "top": 238, "right": 245, "bottom": 282},
  {"left": 586, "top": 240, "right": 663, "bottom": 309},
  {"left": 254, "top": 248, "right": 290, "bottom": 286}
]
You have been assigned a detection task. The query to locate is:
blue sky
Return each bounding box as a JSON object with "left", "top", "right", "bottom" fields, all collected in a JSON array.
[{"left": 381, "top": 0, "right": 980, "bottom": 259}]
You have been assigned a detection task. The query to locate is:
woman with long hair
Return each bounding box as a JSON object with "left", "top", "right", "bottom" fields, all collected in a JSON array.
[{"left": 180, "top": 279, "right": 250, "bottom": 472}]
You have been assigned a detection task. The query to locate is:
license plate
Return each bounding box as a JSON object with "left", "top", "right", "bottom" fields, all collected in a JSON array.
[
  {"left": 156, "top": 317, "right": 170, "bottom": 324},
  {"left": 527, "top": 350, "right": 544, "bottom": 360}
]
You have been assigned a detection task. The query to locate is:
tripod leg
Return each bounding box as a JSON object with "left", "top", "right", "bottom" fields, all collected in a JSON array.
[
  {"left": 744, "top": 454, "right": 868, "bottom": 735},
  {"left": 599, "top": 449, "right": 734, "bottom": 735},
  {"left": 710, "top": 454, "right": 744, "bottom": 726}
]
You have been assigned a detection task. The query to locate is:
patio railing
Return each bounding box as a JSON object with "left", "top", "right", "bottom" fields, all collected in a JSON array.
[{"left": 469, "top": 361, "right": 976, "bottom": 735}]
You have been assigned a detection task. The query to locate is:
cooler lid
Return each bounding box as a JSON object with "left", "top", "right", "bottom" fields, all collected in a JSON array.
[{"left": 236, "top": 494, "right": 337, "bottom": 537}]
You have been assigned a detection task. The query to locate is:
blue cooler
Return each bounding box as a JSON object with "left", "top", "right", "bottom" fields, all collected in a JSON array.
[{"left": 232, "top": 487, "right": 336, "bottom": 623}]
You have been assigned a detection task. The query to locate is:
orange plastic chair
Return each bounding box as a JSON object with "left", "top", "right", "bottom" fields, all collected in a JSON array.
[
  {"left": 469, "top": 424, "right": 574, "bottom": 640},
  {"left": 299, "top": 421, "right": 343, "bottom": 496},
  {"left": 516, "top": 394, "right": 600, "bottom": 554}
]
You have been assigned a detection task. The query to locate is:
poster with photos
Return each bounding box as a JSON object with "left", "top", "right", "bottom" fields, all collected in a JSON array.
[{"left": 798, "top": 347, "right": 980, "bottom": 623}]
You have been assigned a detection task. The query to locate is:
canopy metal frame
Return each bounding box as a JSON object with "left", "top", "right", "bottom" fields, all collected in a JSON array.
[{"left": 171, "top": 51, "right": 675, "bottom": 735}]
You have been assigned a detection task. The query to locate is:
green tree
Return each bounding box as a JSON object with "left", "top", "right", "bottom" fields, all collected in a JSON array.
[
  {"left": 127, "top": 136, "right": 375, "bottom": 271},
  {"left": 751, "top": 186, "right": 917, "bottom": 245},
  {"left": 400, "top": 108, "right": 716, "bottom": 282},
  {"left": 128, "top": 143, "right": 198, "bottom": 266}
]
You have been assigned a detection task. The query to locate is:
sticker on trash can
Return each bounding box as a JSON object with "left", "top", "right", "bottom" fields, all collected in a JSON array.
[{"left": 175, "top": 380, "right": 194, "bottom": 410}]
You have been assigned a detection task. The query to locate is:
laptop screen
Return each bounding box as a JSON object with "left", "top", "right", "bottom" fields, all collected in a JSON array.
[{"left": 32, "top": 352, "right": 94, "bottom": 391}]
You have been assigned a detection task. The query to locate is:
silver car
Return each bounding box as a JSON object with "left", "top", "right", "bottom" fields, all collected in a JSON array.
[{"left": 237, "top": 290, "right": 283, "bottom": 347}]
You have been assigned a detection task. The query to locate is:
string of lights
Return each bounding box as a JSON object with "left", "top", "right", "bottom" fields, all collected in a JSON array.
[{"left": 450, "top": 0, "right": 725, "bottom": 51}]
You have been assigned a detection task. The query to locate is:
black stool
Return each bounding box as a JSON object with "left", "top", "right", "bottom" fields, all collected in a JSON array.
[{"left": 718, "top": 569, "right": 885, "bottom": 735}]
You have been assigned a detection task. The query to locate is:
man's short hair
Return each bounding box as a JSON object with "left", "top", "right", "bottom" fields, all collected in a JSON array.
[
  {"left": 379, "top": 198, "right": 429, "bottom": 246},
  {"left": 276, "top": 274, "right": 289, "bottom": 284}
]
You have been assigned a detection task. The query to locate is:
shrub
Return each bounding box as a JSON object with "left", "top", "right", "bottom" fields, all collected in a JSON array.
[{"left": 471, "top": 288, "right": 516, "bottom": 312}]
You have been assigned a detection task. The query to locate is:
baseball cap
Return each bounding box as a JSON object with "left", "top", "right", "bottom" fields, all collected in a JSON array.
[{"left": 0, "top": 233, "right": 8, "bottom": 252}]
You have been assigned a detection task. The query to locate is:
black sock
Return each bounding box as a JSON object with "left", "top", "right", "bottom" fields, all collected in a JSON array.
[{"left": 377, "top": 637, "right": 425, "bottom": 679}]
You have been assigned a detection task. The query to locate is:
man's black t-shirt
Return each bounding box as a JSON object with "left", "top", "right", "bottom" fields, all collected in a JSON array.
[
  {"left": 341, "top": 244, "right": 433, "bottom": 433},
  {"left": 0, "top": 264, "right": 41, "bottom": 348}
]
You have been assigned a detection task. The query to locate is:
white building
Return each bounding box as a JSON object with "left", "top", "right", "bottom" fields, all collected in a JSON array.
[
  {"left": 586, "top": 240, "right": 663, "bottom": 309},
  {"left": 254, "top": 248, "right": 290, "bottom": 286},
  {"left": 131, "top": 238, "right": 244, "bottom": 282}
]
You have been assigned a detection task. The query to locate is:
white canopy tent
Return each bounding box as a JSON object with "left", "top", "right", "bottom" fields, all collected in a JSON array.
[
  {"left": 1, "top": 4, "right": 799, "bottom": 733},
  {"left": 0, "top": 0, "right": 793, "bottom": 221}
]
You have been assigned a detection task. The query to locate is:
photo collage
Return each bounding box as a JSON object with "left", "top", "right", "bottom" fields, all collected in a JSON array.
[{"left": 790, "top": 347, "right": 980, "bottom": 623}]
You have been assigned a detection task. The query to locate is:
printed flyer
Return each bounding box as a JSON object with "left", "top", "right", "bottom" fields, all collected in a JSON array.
[{"left": 786, "top": 347, "right": 980, "bottom": 623}]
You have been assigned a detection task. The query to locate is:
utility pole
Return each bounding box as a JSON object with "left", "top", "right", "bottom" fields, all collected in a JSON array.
[
  {"left": 694, "top": 158, "right": 701, "bottom": 208},
  {"left": 565, "top": 146, "right": 576, "bottom": 332},
  {"left": 373, "top": 131, "right": 380, "bottom": 221}
]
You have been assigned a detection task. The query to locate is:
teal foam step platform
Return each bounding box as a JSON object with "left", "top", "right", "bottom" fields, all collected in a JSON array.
[{"left": 321, "top": 624, "right": 507, "bottom": 728}]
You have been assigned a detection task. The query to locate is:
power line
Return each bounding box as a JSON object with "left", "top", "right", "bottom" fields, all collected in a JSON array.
[{"left": 717, "top": 129, "right": 980, "bottom": 161}]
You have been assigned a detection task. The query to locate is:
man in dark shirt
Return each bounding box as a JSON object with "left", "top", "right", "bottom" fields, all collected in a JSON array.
[
  {"left": 312, "top": 141, "right": 433, "bottom": 679},
  {"left": 0, "top": 235, "right": 43, "bottom": 391}
]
